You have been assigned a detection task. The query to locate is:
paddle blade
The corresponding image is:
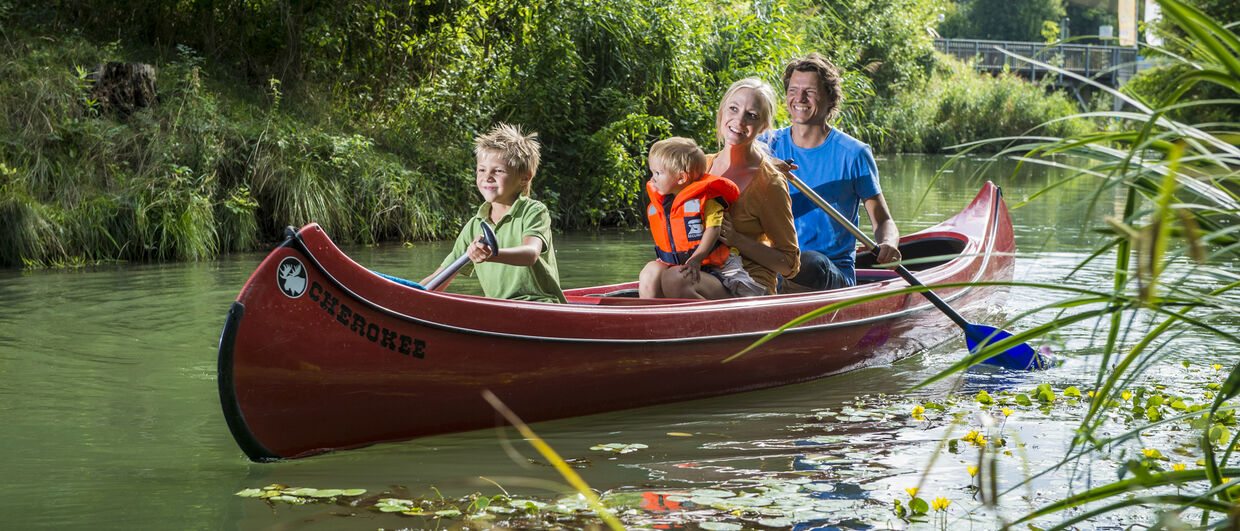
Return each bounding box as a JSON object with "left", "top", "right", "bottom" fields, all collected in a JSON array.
[{"left": 966, "top": 324, "right": 1050, "bottom": 371}]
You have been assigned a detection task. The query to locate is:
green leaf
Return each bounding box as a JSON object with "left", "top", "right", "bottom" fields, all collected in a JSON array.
[
  {"left": 909, "top": 497, "right": 929, "bottom": 514},
  {"left": 1209, "top": 424, "right": 1229, "bottom": 445},
  {"left": 976, "top": 390, "right": 993, "bottom": 405}
]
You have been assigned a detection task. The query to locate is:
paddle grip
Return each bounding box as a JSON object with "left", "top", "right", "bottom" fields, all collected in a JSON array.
[{"left": 424, "top": 221, "right": 498, "bottom": 291}]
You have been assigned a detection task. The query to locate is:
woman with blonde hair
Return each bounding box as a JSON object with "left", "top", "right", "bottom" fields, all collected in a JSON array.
[{"left": 664, "top": 77, "right": 799, "bottom": 296}]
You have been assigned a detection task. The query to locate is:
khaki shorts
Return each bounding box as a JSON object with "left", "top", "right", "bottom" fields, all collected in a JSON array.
[{"left": 709, "top": 253, "right": 767, "bottom": 298}]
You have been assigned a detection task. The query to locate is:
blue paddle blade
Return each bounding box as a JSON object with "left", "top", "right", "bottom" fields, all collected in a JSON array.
[
  {"left": 372, "top": 270, "right": 427, "bottom": 290},
  {"left": 965, "top": 323, "right": 1049, "bottom": 371}
]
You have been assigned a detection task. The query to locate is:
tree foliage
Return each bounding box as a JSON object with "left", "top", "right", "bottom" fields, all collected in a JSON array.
[
  {"left": 939, "top": 0, "right": 1068, "bottom": 42},
  {"left": 0, "top": 0, "right": 1095, "bottom": 265}
]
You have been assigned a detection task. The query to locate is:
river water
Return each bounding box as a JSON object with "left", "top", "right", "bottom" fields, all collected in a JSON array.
[{"left": 1, "top": 154, "right": 1233, "bottom": 529}]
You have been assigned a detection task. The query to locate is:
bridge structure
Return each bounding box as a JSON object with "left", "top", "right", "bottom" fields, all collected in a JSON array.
[{"left": 933, "top": 38, "right": 1140, "bottom": 90}]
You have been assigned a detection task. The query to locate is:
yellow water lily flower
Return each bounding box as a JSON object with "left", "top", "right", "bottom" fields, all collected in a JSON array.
[
  {"left": 962, "top": 430, "right": 980, "bottom": 443},
  {"left": 911, "top": 405, "right": 925, "bottom": 420},
  {"left": 1172, "top": 463, "right": 1187, "bottom": 471},
  {"left": 967, "top": 465, "right": 979, "bottom": 477},
  {"left": 932, "top": 497, "right": 951, "bottom": 511},
  {"left": 1214, "top": 364, "right": 1223, "bottom": 371},
  {"left": 1142, "top": 448, "right": 1163, "bottom": 459},
  {"left": 1122, "top": 390, "right": 1132, "bottom": 401},
  {"left": 906, "top": 487, "right": 919, "bottom": 498},
  {"left": 1001, "top": 408, "right": 1014, "bottom": 417}
]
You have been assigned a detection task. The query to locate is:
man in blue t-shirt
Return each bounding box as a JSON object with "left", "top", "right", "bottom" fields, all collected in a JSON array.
[{"left": 760, "top": 52, "right": 901, "bottom": 291}]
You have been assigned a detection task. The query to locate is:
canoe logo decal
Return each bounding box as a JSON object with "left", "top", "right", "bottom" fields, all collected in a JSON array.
[{"left": 277, "top": 257, "right": 308, "bottom": 298}]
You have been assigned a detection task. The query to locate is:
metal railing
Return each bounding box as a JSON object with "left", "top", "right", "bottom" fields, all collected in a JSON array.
[{"left": 933, "top": 38, "right": 1139, "bottom": 87}]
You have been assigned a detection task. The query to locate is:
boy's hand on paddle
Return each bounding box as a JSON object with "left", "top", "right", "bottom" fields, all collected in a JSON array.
[{"left": 467, "top": 234, "right": 494, "bottom": 263}]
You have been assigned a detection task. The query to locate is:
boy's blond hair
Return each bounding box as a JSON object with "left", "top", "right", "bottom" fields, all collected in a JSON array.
[
  {"left": 648, "top": 137, "right": 707, "bottom": 182},
  {"left": 475, "top": 123, "right": 541, "bottom": 196}
]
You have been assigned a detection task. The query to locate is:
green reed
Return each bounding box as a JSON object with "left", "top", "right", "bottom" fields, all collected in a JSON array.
[{"left": 923, "top": 0, "right": 1240, "bottom": 526}]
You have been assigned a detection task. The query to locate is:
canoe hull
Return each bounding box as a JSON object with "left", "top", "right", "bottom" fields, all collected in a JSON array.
[{"left": 219, "top": 183, "right": 1015, "bottom": 460}]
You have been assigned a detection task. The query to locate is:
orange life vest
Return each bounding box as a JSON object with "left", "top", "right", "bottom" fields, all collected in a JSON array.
[{"left": 646, "top": 174, "right": 740, "bottom": 267}]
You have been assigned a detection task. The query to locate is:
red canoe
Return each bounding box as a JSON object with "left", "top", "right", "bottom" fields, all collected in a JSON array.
[{"left": 218, "top": 182, "right": 1015, "bottom": 460}]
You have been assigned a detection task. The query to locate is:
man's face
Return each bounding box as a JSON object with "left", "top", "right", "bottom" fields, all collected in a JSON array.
[{"left": 785, "top": 70, "right": 828, "bottom": 126}]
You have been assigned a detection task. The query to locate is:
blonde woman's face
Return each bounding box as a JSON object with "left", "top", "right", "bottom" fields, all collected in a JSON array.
[{"left": 719, "top": 88, "right": 766, "bottom": 146}]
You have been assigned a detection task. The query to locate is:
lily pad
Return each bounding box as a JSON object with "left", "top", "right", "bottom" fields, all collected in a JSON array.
[
  {"left": 590, "top": 443, "right": 649, "bottom": 454},
  {"left": 283, "top": 487, "right": 318, "bottom": 497},
  {"left": 309, "top": 489, "right": 344, "bottom": 498},
  {"left": 801, "top": 482, "right": 835, "bottom": 493},
  {"left": 689, "top": 488, "right": 736, "bottom": 498},
  {"left": 719, "top": 496, "right": 773, "bottom": 507},
  {"left": 700, "top": 523, "right": 743, "bottom": 531}
]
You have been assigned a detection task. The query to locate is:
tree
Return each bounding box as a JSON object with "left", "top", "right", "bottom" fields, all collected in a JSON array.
[{"left": 939, "top": 0, "right": 1068, "bottom": 42}]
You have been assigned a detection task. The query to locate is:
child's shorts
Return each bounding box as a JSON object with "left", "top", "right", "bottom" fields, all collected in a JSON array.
[{"left": 707, "top": 253, "right": 767, "bottom": 298}]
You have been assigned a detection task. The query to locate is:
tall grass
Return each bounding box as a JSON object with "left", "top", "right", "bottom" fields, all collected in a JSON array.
[
  {"left": 0, "top": 30, "right": 459, "bottom": 267},
  {"left": 924, "top": 0, "right": 1240, "bottom": 526}
]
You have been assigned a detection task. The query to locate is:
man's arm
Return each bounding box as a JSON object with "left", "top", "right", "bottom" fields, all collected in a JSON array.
[{"left": 863, "top": 193, "right": 901, "bottom": 265}]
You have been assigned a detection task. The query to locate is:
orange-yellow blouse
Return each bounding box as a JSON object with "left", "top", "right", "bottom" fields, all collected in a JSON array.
[{"left": 706, "top": 154, "right": 800, "bottom": 294}]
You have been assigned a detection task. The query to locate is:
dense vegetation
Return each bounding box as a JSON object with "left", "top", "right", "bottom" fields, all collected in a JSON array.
[{"left": 0, "top": 0, "right": 1090, "bottom": 266}]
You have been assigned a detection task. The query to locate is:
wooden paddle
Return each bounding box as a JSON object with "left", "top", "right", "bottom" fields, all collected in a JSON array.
[
  {"left": 782, "top": 167, "right": 1048, "bottom": 370},
  {"left": 375, "top": 221, "right": 498, "bottom": 291}
]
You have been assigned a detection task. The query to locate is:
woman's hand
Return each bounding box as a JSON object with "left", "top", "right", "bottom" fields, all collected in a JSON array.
[{"left": 720, "top": 214, "right": 756, "bottom": 248}]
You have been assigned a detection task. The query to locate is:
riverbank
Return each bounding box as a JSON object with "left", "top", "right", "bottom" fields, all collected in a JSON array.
[{"left": 0, "top": 2, "right": 1092, "bottom": 268}]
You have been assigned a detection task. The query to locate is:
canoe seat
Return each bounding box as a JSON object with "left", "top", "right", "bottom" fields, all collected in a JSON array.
[{"left": 565, "top": 295, "right": 699, "bottom": 306}]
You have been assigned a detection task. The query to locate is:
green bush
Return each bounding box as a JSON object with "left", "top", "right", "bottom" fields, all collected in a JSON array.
[{"left": 865, "top": 54, "right": 1091, "bottom": 153}]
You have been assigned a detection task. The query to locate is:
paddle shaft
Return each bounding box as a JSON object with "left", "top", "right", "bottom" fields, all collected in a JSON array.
[{"left": 783, "top": 172, "right": 975, "bottom": 333}]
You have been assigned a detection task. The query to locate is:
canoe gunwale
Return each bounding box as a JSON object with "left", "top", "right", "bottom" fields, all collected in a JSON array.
[{"left": 279, "top": 193, "right": 1003, "bottom": 343}]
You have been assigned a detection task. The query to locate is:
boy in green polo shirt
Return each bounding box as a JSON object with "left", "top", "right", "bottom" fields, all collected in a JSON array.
[{"left": 421, "top": 123, "right": 567, "bottom": 303}]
